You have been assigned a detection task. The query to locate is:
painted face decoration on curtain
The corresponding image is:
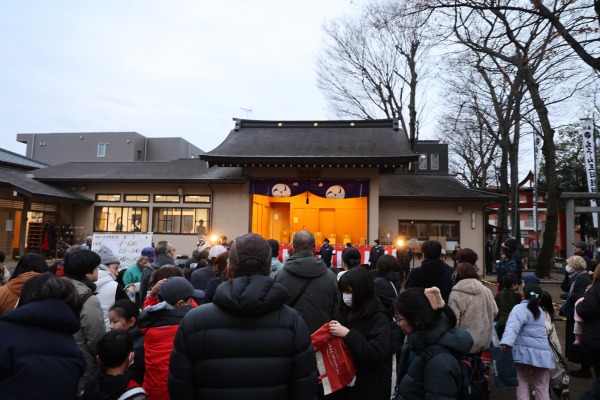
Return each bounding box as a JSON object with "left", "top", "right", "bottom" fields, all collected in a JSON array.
[{"left": 252, "top": 180, "right": 368, "bottom": 199}]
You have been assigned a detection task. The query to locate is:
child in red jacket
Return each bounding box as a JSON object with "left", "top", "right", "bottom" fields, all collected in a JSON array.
[{"left": 138, "top": 277, "right": 199, "bottom": 400}]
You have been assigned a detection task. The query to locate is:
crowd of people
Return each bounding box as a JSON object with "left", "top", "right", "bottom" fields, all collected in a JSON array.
[{"left": 0, "top": 232, "right": 599, "bottom": 399}]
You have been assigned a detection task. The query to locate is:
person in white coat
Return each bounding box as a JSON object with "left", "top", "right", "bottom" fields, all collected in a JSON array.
[
  {"left": 95, "top": 245, "right": 131, "bottom": 330},
  {"left": 448, "top": 262, "right": 498, "bottom": 354}
]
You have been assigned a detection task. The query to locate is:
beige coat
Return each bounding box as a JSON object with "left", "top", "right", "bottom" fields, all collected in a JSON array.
[
  {"left": 448, "top": 278, "right": 498, "bottom": 354},
  {"left": 67, "top": 278, "right": 105, "bottom": 395}
]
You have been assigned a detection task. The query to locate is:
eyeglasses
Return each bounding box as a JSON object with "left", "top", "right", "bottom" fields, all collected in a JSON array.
[
  {"left": 168, "top": 249, "right": 176, "bottom": 253},
  {"left": 393, "top": 316, "right": 406, "bottom": 325}
]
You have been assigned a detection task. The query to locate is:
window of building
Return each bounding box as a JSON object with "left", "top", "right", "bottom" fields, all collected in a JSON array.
[
  {"left": 398, "top": 220, "right": 460, "bottom": 242},
  {"left": 152, "top": 208, "right": 210, "bottom": 234},
  {"left": 124, "top": 194, "right": 150, "bottom": 203},
  {"left": 183, "top": 195, "right": 211, "bottom": 203},
  {"left": 153, "top": 194, "right": 180, "bottom": 203},
  {"left": 94, "top": 206, "right": 149, "bottom": 232},
  {"left": 519, "top": 194, "right": 527, "bottom": 203},
  {"left": 419, "top": 154, "right": 427, "bottom": 170},
  {"left": 527, "top": 215, "right": 534, "bottom": 229},
  {"left": 97, "top": 143, "right": 106, "bottom": 157},
  {"left": 137, "top": 150, "right": 142, "bottom": 160},
  {"left": 430, "top": 154, "right": 439, "bottom": 170},
  {"left": 96, "top": 194, "right": 121, "bottom": 202}
]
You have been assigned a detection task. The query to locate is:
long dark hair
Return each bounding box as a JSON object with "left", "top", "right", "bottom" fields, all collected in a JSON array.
[
  {"left": 523, "top": 283, "right": 542, "bottom": 320},
  {"left": 393, "top": 287, "right": 457, "bottom": 331},
  {"left": 338, "top": 267, "right": 376, "bottom": 321},
  {"left": 540, "top": 290, "right": 555, "bottom": 322},
  {"left": 10, "top": 253, "right": 48, "bottom": 281}
]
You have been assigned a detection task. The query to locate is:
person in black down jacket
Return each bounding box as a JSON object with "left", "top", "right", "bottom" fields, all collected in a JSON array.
[
  {"left": 394, "top": 287, "right": 473, "bottom": 399},
  {"left": 0, "top": 272, "right": 85, "bottom": 400},
  {"left": 405, "top": 240, "right": 454, "bottom": 302},
  {"left": 168, "top": 233, "right": 318, "bottom": 400},
  {"left": 328, "top": 266, "right": 393, "bottom": 400},
  {"left": 575, "top": 267, "right": 600, "bottom": 379}
]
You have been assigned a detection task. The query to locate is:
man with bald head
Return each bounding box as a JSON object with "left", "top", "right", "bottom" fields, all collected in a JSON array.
[{"left": 274, "top": 230, "right": 339, "bottom": 333}]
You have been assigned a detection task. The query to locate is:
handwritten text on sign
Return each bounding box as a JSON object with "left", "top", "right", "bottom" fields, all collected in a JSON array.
[{"left": 91, "top": 233, "right": 153, "bottom": 267}]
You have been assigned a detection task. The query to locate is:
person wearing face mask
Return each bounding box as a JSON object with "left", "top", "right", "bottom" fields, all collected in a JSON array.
[
  {"left": 560, "top": 255, "right": 592, "bottom": 378},
  {"left": 328, "top": 267, "right": 392, "bottom": 400},
  {"left": 95, "top": 245, "right": 131, "bottom": 331}
]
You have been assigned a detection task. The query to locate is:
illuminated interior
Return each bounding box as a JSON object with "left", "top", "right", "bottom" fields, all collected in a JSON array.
[{"left": 252, "top": 191, "right": 367, "bottom": 244}]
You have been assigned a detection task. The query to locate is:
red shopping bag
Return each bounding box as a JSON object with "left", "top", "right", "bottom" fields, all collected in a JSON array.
[{"left": 311, "top": 323, "right": 356, "bottom": 395}]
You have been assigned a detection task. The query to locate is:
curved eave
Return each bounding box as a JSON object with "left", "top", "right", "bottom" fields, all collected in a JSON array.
[{"left": 203, "top": 156, "right": 419, "bottom": 168}]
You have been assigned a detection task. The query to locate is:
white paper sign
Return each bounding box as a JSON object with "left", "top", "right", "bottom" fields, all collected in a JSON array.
[{"left": 91, "top": 233, "right": 153, "bottom": 267}]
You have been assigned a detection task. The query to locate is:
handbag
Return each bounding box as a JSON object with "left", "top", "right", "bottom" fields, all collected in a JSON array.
[
  {"left": 311, "top": 323, "right": 356, "bottom": 395},
  {"left": 559, "top": 293, "right": 574, "bottom": 317},
  {"left": 489, "top": 347, "right": 518, "bottom": 388}
]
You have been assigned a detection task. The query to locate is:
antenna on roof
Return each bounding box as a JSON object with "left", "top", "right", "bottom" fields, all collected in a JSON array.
[{"left": 240, "top": 108, "right": 252, "bottom": 118}]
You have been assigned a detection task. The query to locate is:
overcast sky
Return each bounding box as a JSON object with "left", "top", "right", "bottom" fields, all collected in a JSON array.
[{"left": 0, "top": 1, "right": 358, "bottom": 156}]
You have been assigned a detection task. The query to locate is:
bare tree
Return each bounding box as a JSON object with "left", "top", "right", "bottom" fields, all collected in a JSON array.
[
  {"left": 316, "top": 1, "right": 434, "bottom": 153},
  {"left": 420, "top": 0, "right": 600, "bottom": 71},
  {"left": 424, "top": 1, "right": 591, "bottom": 276},
  {"left": 436, "top": 56, "right": 504, "bottom": 188}
]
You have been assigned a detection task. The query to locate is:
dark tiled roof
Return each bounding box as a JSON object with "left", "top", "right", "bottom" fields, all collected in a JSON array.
[
  {"left": 31, "top": 158, "right": 245, "bottom": 183},
  {"left": 0, "top": 168, "right": 91, "bottom": 203},
  {"left": 0, "top": 148, "right": 48, "bottom": 170},
  {"left": 379, "top": 174, "right": 506, "bottom": 201},
  {"left": 201, "top": 119, "right": 419, "bottom": 167}
]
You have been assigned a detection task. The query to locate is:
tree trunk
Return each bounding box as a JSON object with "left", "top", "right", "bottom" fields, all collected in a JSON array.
[{"left": 522, "top": 67, "right": 558, "bottom": 278}]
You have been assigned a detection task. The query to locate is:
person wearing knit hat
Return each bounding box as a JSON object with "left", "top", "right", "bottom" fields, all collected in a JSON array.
[
  {"left": 96, "top": 245, "right": 120, "bottom": 273},
  {"left": 94, "top": 244, "right": 129, "bottom": 330},
  {"left": 169, "top": 233, "right": 318, "bottom": 399}
]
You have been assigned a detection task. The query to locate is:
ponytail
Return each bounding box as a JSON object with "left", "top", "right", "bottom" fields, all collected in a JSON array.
[{"left": 523, "top": 283, "right": 542, "bottom": 320}]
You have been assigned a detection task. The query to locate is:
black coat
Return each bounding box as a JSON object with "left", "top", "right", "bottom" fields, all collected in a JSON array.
[
  {"left": 577, "top": 281, "right": 600, "bottom": 352},
  {"left": 405, "top": 259, "right": 454, "bottom": 302},
  {"left": 0, "top": 299, "right": 85, "bottom": 400},
  {"left": 168, "top": 274, "right": 318, "bottom": 400},
  {"left": 327, "top": 303, "right": 393, "bottom": 400}
]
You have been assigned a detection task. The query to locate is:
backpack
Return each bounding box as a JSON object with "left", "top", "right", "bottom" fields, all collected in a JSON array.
[{"left": 421, "top": 345, "right": 489, "bottom": 400}]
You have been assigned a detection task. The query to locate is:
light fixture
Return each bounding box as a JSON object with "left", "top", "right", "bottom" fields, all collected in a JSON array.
[
  {"left": 471, "top": 212, "right": 476, "bottom": 229},
  {"left": 457, "top": 205, "right": 463, "bottom": 214}
]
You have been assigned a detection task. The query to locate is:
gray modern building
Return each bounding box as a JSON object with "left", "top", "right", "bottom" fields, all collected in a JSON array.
[{"left": 17, "top": 132, "right": 203, "bottom": 165}]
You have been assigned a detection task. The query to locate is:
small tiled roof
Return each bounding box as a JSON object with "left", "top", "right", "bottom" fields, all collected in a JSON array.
[
  {"left": 201, "top": 119, "right": 419, "bottom": 167},
  {"left": 0, "top": 168, "right": 90, "bottom": 203},
  {"left": 32, "top": 158, "right": 245, "bottom": 183},
  {"left": 379, "top": 174, "right": 506, "bottom": 202},
  {"left": 0, "top": 148, "right": 48, "bottom": 170}
]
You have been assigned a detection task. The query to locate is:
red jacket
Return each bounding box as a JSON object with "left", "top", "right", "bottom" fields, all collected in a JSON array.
[{"left": 138, "top": 303, "right": 193, "bottom": 400}]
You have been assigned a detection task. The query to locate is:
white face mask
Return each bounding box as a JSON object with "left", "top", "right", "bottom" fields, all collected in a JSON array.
[
  {"left": 342, "top": 292, "right": 353, "bottom": 307},
  {"left": 566, "top": 266, "right": 573, "bottom": 274}
]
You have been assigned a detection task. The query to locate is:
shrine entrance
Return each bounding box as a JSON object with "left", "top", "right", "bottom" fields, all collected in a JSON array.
[{"left": 251, "top": 179, "right": 368, "bottom": 245}]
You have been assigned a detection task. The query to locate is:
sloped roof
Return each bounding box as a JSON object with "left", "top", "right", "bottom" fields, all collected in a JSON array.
[
  {"left": 379, "top": 174, "right": 506, "bottom": 202},
  {"left": 0, "top": 148, "right": 48, "bottom": 170},
  {"left": 201, "top": 119, "right": 419, "bottom": 167},
  {"left": 31, "top": 158, "right": 245, "bottom": 183},
  {"left": 0, "top": 168, "right": 91, "bottom": 203}
]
